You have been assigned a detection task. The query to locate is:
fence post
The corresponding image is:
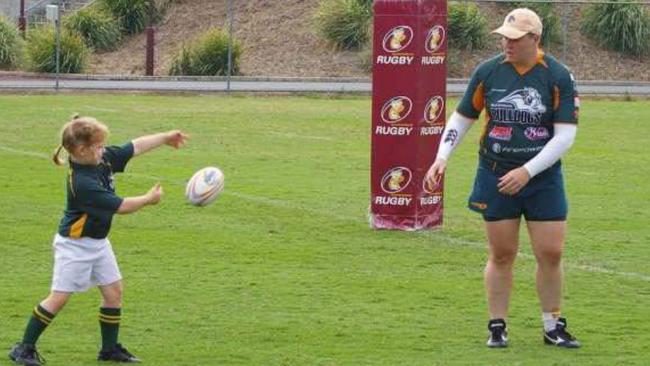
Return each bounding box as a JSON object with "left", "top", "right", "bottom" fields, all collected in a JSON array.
[
  {"left": 18, "top": 0, "right": 26, "bottom": 37},
  {"left": 226, "top": 0, "right": 233, "bottom": 93},
  {"left": 145, "top": 1, "right": 156, "bottom": 76},
  {"left": 561, "top": 2, "right": 569, "bottom": 62}
]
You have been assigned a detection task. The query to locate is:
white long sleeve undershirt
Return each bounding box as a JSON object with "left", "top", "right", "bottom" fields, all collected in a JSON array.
[
  {"left": 435, "top": 111, "right": 475, "bottom": 161},
  {"left": 523, "top": 123, "right": 577, "bottom": 177}
]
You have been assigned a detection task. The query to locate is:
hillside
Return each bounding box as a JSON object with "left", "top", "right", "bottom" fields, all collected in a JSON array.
[
  {"left": 89, "top": 0, "right": 650, "bottom": 81},
  {"left": 89, "top": 0, "right": 362, "bottom": 77}
]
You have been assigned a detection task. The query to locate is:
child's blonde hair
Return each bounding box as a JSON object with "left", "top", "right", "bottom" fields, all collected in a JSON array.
[{"left": 52, "top": 114, "right": 109, "bottom": 165}]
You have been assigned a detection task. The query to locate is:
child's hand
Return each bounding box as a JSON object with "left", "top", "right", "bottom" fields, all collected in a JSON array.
[
  {"left": 147, "top": 183, "right": 163, "bottom": 205},
  {"left": 165, "top": 130, "right": 189, "bottom": 149}
]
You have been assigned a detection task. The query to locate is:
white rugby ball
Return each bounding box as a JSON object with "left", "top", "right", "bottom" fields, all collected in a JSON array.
[{"left": 185, "top": 167, "right": 225, "bottom": 206}]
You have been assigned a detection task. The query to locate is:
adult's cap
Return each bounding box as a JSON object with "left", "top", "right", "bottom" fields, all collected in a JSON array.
[{"left": 492, "top": 8, "right": 543, "bottom": 39}]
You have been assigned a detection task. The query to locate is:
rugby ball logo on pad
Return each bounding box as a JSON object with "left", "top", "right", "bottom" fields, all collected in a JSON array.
[{"left": 185, "top": 167, "right": 225, "bottom": 206}]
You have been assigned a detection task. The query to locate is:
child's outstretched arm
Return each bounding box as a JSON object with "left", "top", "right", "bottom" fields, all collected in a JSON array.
[
  {"left": 132, "top": 130, "right": 188, "bottom": 156},
  {"left": 117, "top": 183, "right": 163, "bottom": 214}
]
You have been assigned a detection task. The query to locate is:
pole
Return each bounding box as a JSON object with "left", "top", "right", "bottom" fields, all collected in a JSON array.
[
  {"left": 145, "top": 1, "right": 155, "bottom": 76},
  {"left": 226, "top": 0, "right": 233, "bottom": 93},
  {"left": 18, "top": 0, "right": 26, "bottom": 37},
  {"left": 146, "top": 27, "right": 155, "bottom": 75},
  {"left": 55, "top": 1, "right": 61, "bottom": 91},
  {"left": 561, "top": 3, "right": 569, "bottom": 62}
]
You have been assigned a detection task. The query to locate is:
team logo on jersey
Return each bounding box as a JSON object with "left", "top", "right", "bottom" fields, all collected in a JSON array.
[
  {"left": 382, "top": 26, "right": 414, "bottom": 53},
  {"left": 491, "top": 87, "right": 547, "bottom": 125},
  {"left": 488, "top": 126, "right": 513, "bottom": 141},
  {"left": 380, "top": 167, "right": 412, "bottom": 194},
  {"left": 425, "top": 25, "right": 446, "bottom": 53},
  {"left": 424, "top": 96, "right": 444, "bottom": 123},
  {"left": 380, "top": 96, "right": 413, "bottom": 124},
  {"left": 524, "top": 127, "right": 550, "bottom": 141}
]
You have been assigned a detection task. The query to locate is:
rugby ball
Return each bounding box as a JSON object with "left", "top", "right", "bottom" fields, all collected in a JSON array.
[{"left": 185, "top": 167, "right": 225, "bottom": 206}]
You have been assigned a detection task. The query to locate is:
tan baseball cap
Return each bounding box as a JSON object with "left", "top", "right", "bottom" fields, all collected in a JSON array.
[{"left": 492, "top": 8, "right": 543, "bottom": 39}]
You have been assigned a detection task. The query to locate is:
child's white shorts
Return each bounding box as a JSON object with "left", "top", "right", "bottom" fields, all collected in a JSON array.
[{"left": 51, "top": 234, "right": 122, "bottom": 292}]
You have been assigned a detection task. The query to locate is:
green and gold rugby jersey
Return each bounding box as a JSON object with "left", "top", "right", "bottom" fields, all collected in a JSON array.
[
  {"left": 457, "top": 50, "right": 579, "bottom": 167},
  {"left": 58, "top": 143, "right": 134, "bottom": 239}
]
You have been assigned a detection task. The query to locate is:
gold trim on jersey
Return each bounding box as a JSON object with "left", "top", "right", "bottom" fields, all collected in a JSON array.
[
  {"left": 69, "top": 213, "right": 88, "bottom": 238},
  {"left": 553, "top": 85, "right": 561, "bottom": 111},
  {"left": 68, "top": 167, "right": 76, "bottom": 197},
  {"left": 472, "top": 81, "right": 485, "bottom": 113}
]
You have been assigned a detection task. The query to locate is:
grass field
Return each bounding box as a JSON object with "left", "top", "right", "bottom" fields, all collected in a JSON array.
[{"left": 1, "top": 94, "right": 649, "bottom": 365}]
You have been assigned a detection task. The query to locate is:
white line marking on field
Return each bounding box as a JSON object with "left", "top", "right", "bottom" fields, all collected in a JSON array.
[
  {"left": 268, "top": 131, "right": 332, "bottom": 141},
  {"left": 83, "top": 105, "right": 120, "bottom": 113},
  {"left": 3, "top": 144, "right": 649, "bottom": 282},
  {"left": 0, "top": 145, "right": 50, "bottom": 159}
]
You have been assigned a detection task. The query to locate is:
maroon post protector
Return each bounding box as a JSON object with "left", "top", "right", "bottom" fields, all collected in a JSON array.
[{"left": 370, "top": 0, "right": 447, "bottom": 230}]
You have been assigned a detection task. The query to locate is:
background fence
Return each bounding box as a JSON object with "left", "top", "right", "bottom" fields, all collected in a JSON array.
[{"left": 1, "top": 0, "right": 649, "bottom": 81}]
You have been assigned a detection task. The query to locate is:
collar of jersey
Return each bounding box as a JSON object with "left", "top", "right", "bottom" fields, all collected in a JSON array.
[
  {"left": 69, "top": 159, "right": 99, "bottom": 170},
  {"left": 502, "top": 49, "right": 548, "bottom": 74}
]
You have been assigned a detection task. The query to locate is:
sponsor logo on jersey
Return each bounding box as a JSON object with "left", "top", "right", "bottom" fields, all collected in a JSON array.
[
  {"left": 488, "top": 126, "right": 513, "bottom": 141},
  {"left": 492, "top": 142, "right": 502, "bottom": 154},
  {"left": 524, "top": 126, "right": 550, "bottom": 141},
  {"left": 493, "top": 145, "right": 545, "bottom": 154},
  {"left": 490, "top": 87, "right": 547, "bottom": 125}
]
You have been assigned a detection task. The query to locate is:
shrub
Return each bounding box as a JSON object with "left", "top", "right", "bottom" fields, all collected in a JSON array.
[
  {"left": 64, "top": 6, "right": 121, "bottom": 51},
  {"left": 169, "top": 28, "right": 241, "bottom": 76},
  {"left": 0, "top": 16, "right": 24, "bottom": 69},
  {"left": 581, "top": 1, "right": 650, "bottom": 56},
  {"left": 101, "top": 0, "right": 159, "bottom": 35},
  {"left": 315, "top": 0, "right": 372, "bottom": 50},
  {"left": 448, "top": 2, "right": 488, "bottom": 51},
  {"left": 358, "top": 41, "right": 372, "bottom": 73},
  {"left": 26, "top": 26, "right": 89, "bottom": 73}
]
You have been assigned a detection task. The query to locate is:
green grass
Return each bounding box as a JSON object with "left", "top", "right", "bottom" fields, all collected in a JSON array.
[{"left": 0, "top": 94, "right": 649, "bottom": 365}]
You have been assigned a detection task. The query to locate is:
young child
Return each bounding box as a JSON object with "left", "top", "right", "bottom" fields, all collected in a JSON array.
[{"left": 8, "top": 115, "right": 188, "bottom": 365}]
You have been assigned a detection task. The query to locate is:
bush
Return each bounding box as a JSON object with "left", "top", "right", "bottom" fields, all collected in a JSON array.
[
  {"left": 64, "top": 6, "right": 121, "bottom": 52},
  {"left": 448, "top": 2, "right": 488, "bottom": 51},
  {"left": 26, "top": 26, "right": 89, "bottom": 73},
  {"left": 101, "top": 0, "right": 159, "bottom": 35},
  {"left": 581, "top": 1, "right": 650, "bottom": 56},
  {"left": 169, "top": 28, "right": 241, "bottom": 76},
  {"left": 509, "top": 1, "right": 562, "bottom": 47},
  {"left": 315, "top": 0, "right": 372, "bottom": 50},
  {"left": 0, "top": 16, "right": 24, "bottom": 70},
  {"left": 358, "top": 41, "right": 372, "bottom": 74}
]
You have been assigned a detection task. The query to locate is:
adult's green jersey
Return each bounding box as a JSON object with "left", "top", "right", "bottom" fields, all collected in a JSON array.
[{"left": 457, "top": 51, "right": 579, "bottom": 167}]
